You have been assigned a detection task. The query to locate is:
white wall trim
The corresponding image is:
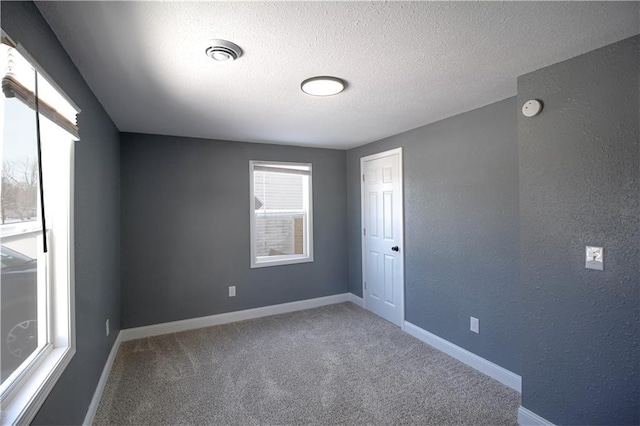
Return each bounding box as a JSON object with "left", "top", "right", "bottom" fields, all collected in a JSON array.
[
  {"left": 348, "top": 293, "right": 364, "bottom": 308},
  {"left": 120, "top": 293, "right": 350, "bottom": 342},
  {"left": 403, "top": 321, "right": 521, "bottom": 392},
  {"left": 83, "top": 332, "right": 123, "bottom": 426},
  {"left": 518, "top": 406, "right": 555, "bottom": 426}
]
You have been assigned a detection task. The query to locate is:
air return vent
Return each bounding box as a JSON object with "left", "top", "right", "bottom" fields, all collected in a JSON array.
[{"left": 205, "top": 39, "right": 243, "bottom": 62}]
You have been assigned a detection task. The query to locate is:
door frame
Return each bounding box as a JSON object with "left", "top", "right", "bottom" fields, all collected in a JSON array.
[{"left": 360, "top": 147, "right": 405, "bottom": 328}]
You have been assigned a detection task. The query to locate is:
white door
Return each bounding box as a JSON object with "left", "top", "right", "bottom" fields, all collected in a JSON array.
[{"left": 361, "top": 148, "right": 404, "bottom": 327}]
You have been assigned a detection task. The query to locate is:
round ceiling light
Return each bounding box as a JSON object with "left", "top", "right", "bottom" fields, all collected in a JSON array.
[
  {"left": 205, "top": 39, "right": 242, "bottom": 62},
  {"left": 301, "top": 76, "right": 346, "bottom": 96}
]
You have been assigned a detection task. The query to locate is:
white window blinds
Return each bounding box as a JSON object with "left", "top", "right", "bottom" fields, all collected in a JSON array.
[{"left": 1, "top": 38, "right": 79, "bottom": 139}]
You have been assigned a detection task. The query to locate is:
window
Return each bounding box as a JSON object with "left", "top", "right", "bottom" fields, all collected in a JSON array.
[
  {"left": 250, "top": 161, "right": 313, "bottom": 268},
  {"left": 0, "top": 38, "right": 77, "bottom": 425}
]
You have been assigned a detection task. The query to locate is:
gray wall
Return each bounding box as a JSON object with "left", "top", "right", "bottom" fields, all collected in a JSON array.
[
  {"left": 346, "top": 97, "right": 521, "bottom": 374},
  {"left": 518, "top": 36, "right": 639, "bottom": 425},
  {"left": 1, "top": 2, "right": 121, "bottom": 425},
  {"left": 120, "top": 133, "right": 348, "bottom": 328}
]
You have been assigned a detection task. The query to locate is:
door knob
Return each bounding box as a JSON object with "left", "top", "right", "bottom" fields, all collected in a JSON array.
[{"left": 391, "top": 246, "right": 399, "bottom": 252}]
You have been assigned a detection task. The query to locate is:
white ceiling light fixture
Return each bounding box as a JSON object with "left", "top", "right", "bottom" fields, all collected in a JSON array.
[
  {"left": 301, "top": 76, "right": 346, "bottom": 96},
  {"left": 205, "top": 39, "right": 242, "bottom": 62}
]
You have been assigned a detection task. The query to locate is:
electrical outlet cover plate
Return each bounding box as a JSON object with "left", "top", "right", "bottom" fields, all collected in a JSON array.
[
  {"left": 585, "top": 246, "right": 604, "bottom": 271},
  {"left": 229, "top": 286, "right": 236, "bottom": 297}
]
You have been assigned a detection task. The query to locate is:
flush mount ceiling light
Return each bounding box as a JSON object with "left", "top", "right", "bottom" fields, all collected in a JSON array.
[
  {"left": 301, "top": 76, "right": 346, "bottom": 96},
  {"left": 205, "top": 39, "right": 243, "bottom": 62}
]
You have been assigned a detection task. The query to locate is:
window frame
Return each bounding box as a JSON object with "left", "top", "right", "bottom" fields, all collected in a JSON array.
[
  {"left": 249, "top": 160, "right": 314, "bottom": 268},
  {"left": 0, "top": 39, "right": 77, "bottom": 426}
]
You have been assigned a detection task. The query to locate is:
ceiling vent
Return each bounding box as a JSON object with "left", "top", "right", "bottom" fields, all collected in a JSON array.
[{"left": 205, "top": 39, "right": 242, "bottom": 62}]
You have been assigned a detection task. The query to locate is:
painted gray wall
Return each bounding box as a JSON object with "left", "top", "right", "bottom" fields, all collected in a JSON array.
[
  {"left": 346, "top": 98, "right": 521, "bottom": 374},
  {"left": 1, "top": 2, "right": 121, "bottom": 425},
  {"left": 120, "top": 133, "right": 348, "bottom": 328},
  {"left": 518, "top": 36, "right": 639, "bottom": 425}
]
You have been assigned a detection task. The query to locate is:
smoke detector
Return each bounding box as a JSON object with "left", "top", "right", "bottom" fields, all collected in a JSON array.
[{"left": 205, "top": 39, "right": 242, "bottom": 62}]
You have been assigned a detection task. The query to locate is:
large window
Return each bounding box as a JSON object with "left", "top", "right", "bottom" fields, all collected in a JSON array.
[
  {"left": 250, "top": 161, "right": 313, "bottom": 268},
  {"left": 0, "top": 38, "right": 77, "bottom": 425}
]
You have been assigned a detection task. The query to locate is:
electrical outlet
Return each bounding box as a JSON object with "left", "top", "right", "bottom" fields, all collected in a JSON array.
[
  {"left": 229, "top": 286, "right": 236, "bottom": 297},
  {"left": 106, "top": 319, "right": 110, "bottom": 336},
  {"left": 470, "top": 317, "right": 479, "bottom": 334},
  {"left": 585, "top": 246, "right": 604, "bottom": 271}
]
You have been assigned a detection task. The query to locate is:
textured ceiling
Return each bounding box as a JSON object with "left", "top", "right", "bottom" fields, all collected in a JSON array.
[{"left": 36, "top": 1, "right": 639, "bottom": 149}]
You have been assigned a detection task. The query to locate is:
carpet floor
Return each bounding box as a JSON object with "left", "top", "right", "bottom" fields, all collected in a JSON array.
[{"left": 94, "top": 303, "right": 519, "bottom": 425}]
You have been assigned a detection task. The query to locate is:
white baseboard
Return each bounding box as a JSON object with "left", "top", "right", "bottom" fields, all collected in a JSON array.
[
  {"left": 348, "top": 293, "right": 364, "bottom": 308},
  {"left": 120, "top": 293, "right": 351, "bottom": 342},
  {"left": 83, "top": 332, "right": 123, "bottom": 425},
  {"left": 518, "top": 406, "right": 554, "bottom": 425},
  {"left": 403, "top": 321, "right": 521, "bottom": 392}
]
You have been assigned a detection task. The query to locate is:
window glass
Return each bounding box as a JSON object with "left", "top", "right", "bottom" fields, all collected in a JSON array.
[{"left": 1, "top": 97, "right": 43, "bottom": 385}]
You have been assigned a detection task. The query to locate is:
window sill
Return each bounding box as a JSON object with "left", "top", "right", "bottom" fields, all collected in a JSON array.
[
  {"left": 251, "top": 255, "right": 314, "bottom": 268},
  {"left": 1, "top": 346, "right": 75, "bottom": 425}
]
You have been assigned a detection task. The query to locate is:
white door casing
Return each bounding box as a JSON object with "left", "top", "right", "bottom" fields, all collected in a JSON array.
[{"left": 361, "top": 148, "right": 404, "bottom": 327}]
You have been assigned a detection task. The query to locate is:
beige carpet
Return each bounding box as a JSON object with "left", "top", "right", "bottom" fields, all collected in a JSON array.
[{"left": 94, "top": 303, "right": 519, "bottom": 425}]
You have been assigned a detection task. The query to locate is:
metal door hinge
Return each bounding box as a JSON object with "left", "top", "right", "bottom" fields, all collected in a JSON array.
[
  {"left": 363, "top": 228, "right": 366, "bottom": 236},
  {"left": 362, "top": 174, "right": 365, "bottom": 182},
  {"left": 364, "top": 281, "right": 367, "bottom": 290}
]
